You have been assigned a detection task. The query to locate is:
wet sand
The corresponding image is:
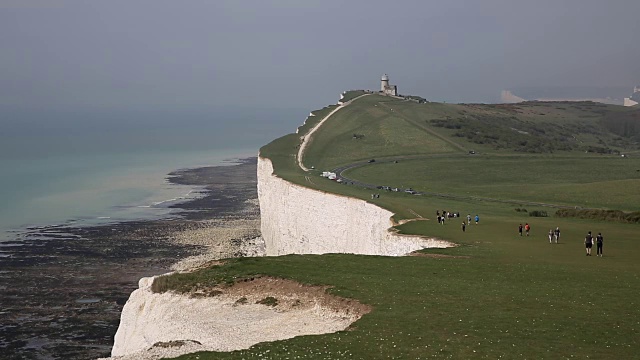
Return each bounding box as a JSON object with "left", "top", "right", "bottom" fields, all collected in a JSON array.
[{"left": 0, "top": 157, "right": 260, "bottom": 360}]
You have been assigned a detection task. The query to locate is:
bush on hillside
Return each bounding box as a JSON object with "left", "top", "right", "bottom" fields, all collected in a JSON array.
[
  {"left": 429, "top": 104, "right": 640, "bottom": 153},
  {"left": 257, "top": 296, "right": 278, "bottom": 307},
  {"left": 431, "top": 114, "right": 584, "bottom": 153},
  {"left": 555, "top": 208, "right": 640, "bottom": 224},
  {"left": 529, "top": 210, "right": 548, "bottom": 217},
  {"left": 583, "top": 145, "right": 620, "bottom": 154},
  {"left": 600, "top": 110, "right": 640, "bottom": 140}
]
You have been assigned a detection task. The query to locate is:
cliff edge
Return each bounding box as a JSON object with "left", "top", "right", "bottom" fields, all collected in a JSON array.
[
  {"left": 108, "top": 276, "right": 369, "bottom": 359},
  {"left": 257, "top": 156, "right": 452, "bottom": 256}
]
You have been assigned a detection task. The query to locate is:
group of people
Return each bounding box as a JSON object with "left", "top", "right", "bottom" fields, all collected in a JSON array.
[
  {"left": 436, "top": 210, "right": 460, "bottom": 224},
  {"left": 584, "top": 231, "right": 604, "bottom": 256},
  {"left": 435, "top": 211, "right": 479, "bottom": 231},
  {"left": 460, "top": 213, "right": 479, "bottom": 232},
  {"left": 518, "top": 224, "right": 605, "bottom": 257},
  {"left": 518, "top": 223, "right": 531, "bottom": 236},
  {"left": 547, "top": 227, "right": 561, "bottom": 243}
]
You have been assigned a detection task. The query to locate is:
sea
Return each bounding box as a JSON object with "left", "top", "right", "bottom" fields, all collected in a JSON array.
[{"left": 0, "top": 105, "right": 305, "bottom": 243}]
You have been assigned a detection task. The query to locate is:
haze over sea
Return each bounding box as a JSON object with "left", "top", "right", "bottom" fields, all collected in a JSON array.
[{"left": 0, "top": 105, "right": 304, "bottom": 242}]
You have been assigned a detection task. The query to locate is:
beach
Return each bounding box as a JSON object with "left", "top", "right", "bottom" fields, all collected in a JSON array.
[{"left": 0, "top": 157, "right": 264, "bottom": 359}]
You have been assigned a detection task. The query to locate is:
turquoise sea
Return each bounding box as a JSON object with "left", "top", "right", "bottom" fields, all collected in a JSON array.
[{"left": 0, "top": 106, "right": 304, "bottom": 241}]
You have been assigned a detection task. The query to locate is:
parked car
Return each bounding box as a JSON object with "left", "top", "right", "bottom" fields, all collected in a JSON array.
[{"left": 368, "top": 159, "right": 376, "bottom": 163}]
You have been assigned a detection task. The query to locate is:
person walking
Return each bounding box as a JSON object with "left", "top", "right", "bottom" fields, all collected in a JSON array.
[
  {"left": 554, "top": 227, "right": 560, "bottom": 243},
  {"left": 585, "top": 231, "right": 593, "bottom": 256},
  {"left": 596, "top": 232, "right": 604, "bottom": 257},
  {"left": 474, "top": 214, "right": 479, "bottom": 225},
  {"left": 524, "top": 223, "right": 530, "bottom": 236},
  {"left": 467, "top": 214, "right": 471, "bottom": 225},
  {"left": 461, "top": 222, "right": 466, "bottom": 232},
  {"left": 548, "top": 229, "right": 554, "bottom": 244},
  {"left": 518, "top": 224, "right": 523, "bottom": 236}
]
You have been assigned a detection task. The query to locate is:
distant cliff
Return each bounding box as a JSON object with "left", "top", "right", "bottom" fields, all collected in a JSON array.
[{"left": 501, "top": 86, "right": 628, "bottom": 105}]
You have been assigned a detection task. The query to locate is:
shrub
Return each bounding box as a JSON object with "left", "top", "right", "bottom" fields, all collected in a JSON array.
[
  {"left": 555, "top": 209, "right": 640, "bottom": 223},
  {"left": 529, "top": 210, "right": 548, "bottom": 217},
  {"left": 234, "top": 297, "right": 248, "bottom": 306},
  {"left": 257, "top": 296, "right": 278, "bottom": 307}
]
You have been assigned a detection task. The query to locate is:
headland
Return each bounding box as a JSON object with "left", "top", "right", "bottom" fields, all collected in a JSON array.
[{"left": 111, "top": 86, "right": 640, "bottom": 359}]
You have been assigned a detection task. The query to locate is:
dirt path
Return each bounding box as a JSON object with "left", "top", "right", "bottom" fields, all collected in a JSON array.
[{"left": 297, "top": 93, "right": 370, "bottom": 171}]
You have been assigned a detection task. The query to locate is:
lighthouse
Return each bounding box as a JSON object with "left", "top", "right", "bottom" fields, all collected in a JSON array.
[
  {"left": 380, "top": 74, "right": 398, "bottom": 96},
  {"left": 381, "top": 74, "right": 390, "bottom": 91}
]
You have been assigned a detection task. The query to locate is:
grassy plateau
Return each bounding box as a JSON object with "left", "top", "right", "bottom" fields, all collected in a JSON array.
[{"left": 165, "top": 92, "right": 640, "bottom": 359}]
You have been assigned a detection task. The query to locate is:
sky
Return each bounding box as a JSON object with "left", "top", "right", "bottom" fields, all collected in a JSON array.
[{"left": 1, "top": 0, "right": 639, "bottom": 109}]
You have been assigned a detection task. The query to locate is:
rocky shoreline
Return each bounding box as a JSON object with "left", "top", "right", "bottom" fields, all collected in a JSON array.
[{"left": 0, "top": 157, "right": 262, "bottom": 360}]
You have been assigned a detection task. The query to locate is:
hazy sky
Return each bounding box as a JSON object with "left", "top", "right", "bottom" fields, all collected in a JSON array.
[{"left": 1, "top": 0, "right": 639, "bottom": 109}]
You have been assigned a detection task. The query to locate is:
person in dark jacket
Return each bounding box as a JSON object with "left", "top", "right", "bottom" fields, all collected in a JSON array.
[
  {"left": 596, "top": 232, "right": 604, "bottom": 257},
  {"left": 585, "top": 231, "right": 593, "bottom": 256}
]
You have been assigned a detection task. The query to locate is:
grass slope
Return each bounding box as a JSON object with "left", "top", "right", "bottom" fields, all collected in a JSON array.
[
  {"left": 164, "top": 91, "right": 640, "bottom": 359},
  {"left": 345, "top": 155, "right": 640, "bottom": 211},
  {"left": 303, "top": 95, "right": 459, "bottom": 170}
]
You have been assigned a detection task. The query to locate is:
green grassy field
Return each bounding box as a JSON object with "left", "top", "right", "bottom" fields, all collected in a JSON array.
[
  {"left": 170, "top": 214, "right": 640, "bottom": 359},
  {"left": 340, "top": 90, "right": 368, "bottom": 103},
  {"left": 303, "top": 95, "right": 460, "bottom": 171},
  {"left": 166, "top": 91, "right": 640, "bottom": 359},
  {"left": 303, "top": 94, "right": 640, "bottom": 171},
  {"left": 344, "top": 154, "right": 640, "bottom": 211}
]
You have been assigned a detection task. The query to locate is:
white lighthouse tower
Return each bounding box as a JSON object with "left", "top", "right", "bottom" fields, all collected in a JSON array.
[
  {"left": 380, "top": 74, "right": 398, "bottom": 96},
  {"left": 381, "top": 74, "right": 390, "bottom": 91}
]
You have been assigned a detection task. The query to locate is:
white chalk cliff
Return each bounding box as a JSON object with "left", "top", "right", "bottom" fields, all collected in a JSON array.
[
  {"left": 109, "top": 277, "right": 365, "bottom": 359},
  {"left": 257, "top": 156, "right": 451, "bottom": 256}
]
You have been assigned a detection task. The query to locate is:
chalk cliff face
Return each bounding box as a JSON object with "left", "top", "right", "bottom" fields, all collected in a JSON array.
[
  {"left": 257, "top": 157, "right": 451, "bottom": 256},
  {"left": 110, "top": 276, "right": 365, "bottom": 359}
]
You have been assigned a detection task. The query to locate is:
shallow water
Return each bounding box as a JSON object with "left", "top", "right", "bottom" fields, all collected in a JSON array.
[{"left": 0, "top": 105, "right": 304, "bottom": 240}]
